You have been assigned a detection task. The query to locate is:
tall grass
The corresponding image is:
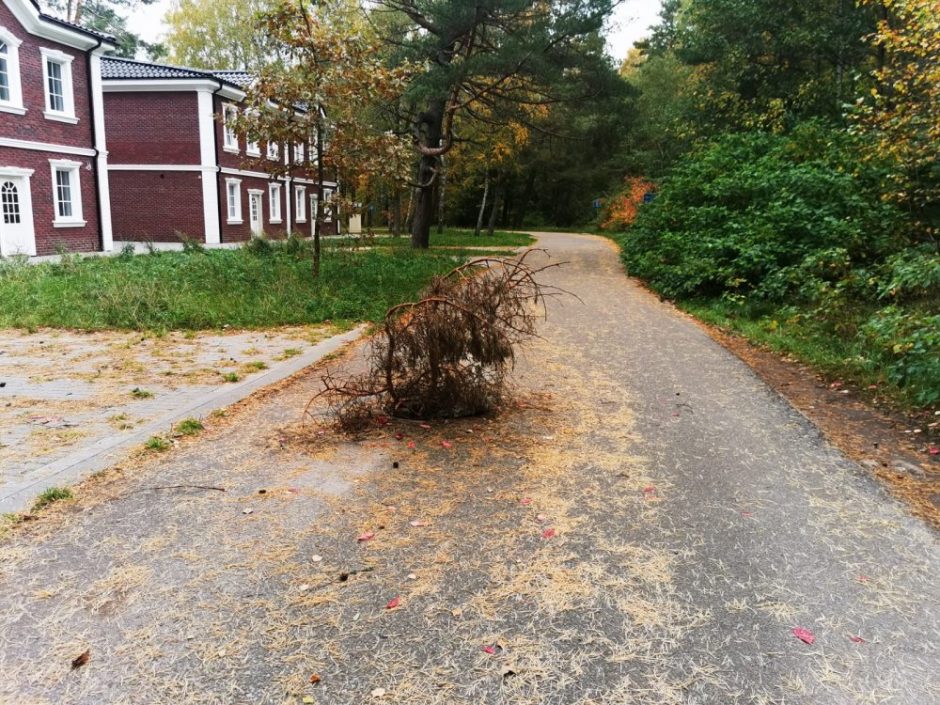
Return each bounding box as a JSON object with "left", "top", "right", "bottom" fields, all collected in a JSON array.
[{"left": 0, "top": 241, "right": 491, "bottom": 331}]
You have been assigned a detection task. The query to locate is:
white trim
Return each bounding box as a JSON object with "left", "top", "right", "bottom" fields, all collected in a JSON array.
[
  {"left": 102, "top": 79, "right": 243, "bottom": 100},
  {"left": 2, "top": 0, "right": 116, "bottom": 51},
  {"left": 88, "top": 51, "right": 112, "bottom": 251},
  {"left": 284, "top": 175, "right": 292, "bottom": 232},
  {"left": 40, "top": 47, "right": 77, "bottom": 122},
  {"left": 0, "top": 166, "right": 34, "bottom": 177},
  {"left": 197, "top": 90, "right": 220, "bottom": 245},
  {"left": 268, "top": 182, "right": 282, "bottom": 223},
  {"left": 294, "top": 185, "right": 307, "bottom": 223},
  {"left": 108, "top": 164, "right": 214, "bottom": 172},
  {"left": 0, "top": 136, "right": 95, "bottom": 156},
  {"left": 0, "top": 26, "right": 25, "bottom": 113},
  {"left": 48, "top": 158, "right": 84, "bottom": 227},
  {"left": 247, "top": 189, "right": 263, "bottom": 235},
  {"left": 225, "top": 177, "right": 242, "bottom": 224},
  {"left": 219, "top": 166, "right": 289, "bottom": 181}
]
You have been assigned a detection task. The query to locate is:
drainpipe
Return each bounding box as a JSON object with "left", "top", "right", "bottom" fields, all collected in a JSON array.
[{"left": 85, "top": 36, "right": 104, "bottom": 251}]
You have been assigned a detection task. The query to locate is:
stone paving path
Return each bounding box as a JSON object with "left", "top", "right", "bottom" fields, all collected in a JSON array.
[{"left": 0, "top": 325, "right": 362, "bottom": 513}]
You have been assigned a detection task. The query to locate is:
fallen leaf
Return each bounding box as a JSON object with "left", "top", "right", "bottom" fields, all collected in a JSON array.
[
  {"left": 482, "top": 645, "right": 497, "bottom": 655},
  {"left": 407, "top": 573, "right": 417, "bottom": 580},
  {"left": 407, "top": 441, "right": 416, "bottom": 450},
  {"left": 792, "top": 627, "right": 815, "bottom": 645},
  {"left": 298, "top": 583, "right": 311, "bottom": 592},
  {"left": 441, "top": 440, "right": 453, "bottom": 449},
  {"left": 519, "top": 497, "right": 532, "bottom": 505},
  {"left": 371, "top": 688, "right": 386, "bottom": 698},
  {"left": 419, "top": 423, "right": 431, "bottom": 430},
  {"left": 929, "top": 446, "right": 939, "bottom": 456},
  {"left": 311, "top": 555, "right": 323, "bottom": 562},
  {"left": 536, "top": 514, "right": 547, "bottom": 522},
  {"left": 309, "top": 673, "right": 321, "bottom": 684},
  {"left": 357, "top": 532, "right": 375, "bottom": 542},
  {"left": 741, "top": 511, "right": 753, "bottom": 517},
  {"left": 376, "top": 416, "right": 389, "bottom": 425},
  {"left": 409, "top": 520, "right": 431, "bottom": 527},
  {"left": 71, "top": 649, "right": 90, "bottom": 670},
  {"left": 242, "top": 508, "right": 253, "bottom": 515},
  {"left": 386, "top": 596, "right": 400, "bottom": 609},
  {"left": 541, "top": 528, "right": 556, "bottom": 540},
  {"left": 303, "top": 697, "right": 315, "bottom": 704},
  {"left": 395, "top": 433, "right": 404, "bottom": 441},
  {"left": 856, "top": 575, "right": 870, "bottom": 583},
  {"left": 849, "top": 635, "right": 865, "bottom": 643},
  {"left": 643, "top": 486, "right": 656, "bottom": 494}
]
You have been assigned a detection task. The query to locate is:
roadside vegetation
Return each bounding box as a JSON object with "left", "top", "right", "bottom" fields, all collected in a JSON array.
[
  {"left": 338, "top": 229, "right": 535, "bottom": 249},
  {"left": 0, "top": 239, "right": 505, "bottom": 331},
  {"left": 604, "top": 0, "right": 939, "bottom": 410}
]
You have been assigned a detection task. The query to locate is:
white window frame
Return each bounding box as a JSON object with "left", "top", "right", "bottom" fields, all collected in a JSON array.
[
  {"left": 266, "top": 140, "right": 279, "bottom": 161},
  {"left": 0, "top": 27, "right": 25, "bottom": 115},
  {"left": 293, "top": 142, "right": 305, "bottom": 165},
  {"left": 245, "top": 111, "right": 260, "bottom": 157},
  {"left": 40, "top": 48, "right": 77, "bottom": 123},
  {"left": 222, "top": 103, "right": 239, "bottom": 153},
  {"left": 48, "top": 159, "right": 84, "bottom": 227},
  {"left": 268, "top": 182, "right": 282, "bottom": 223},
  {"left": 225, "top": 177, "right": 242, "bottom": 224},
  {"left": 294, "top": 185, "right": 306, "bottom": 222}
]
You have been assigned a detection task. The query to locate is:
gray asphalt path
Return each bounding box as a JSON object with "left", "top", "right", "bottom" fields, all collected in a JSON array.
[{"left": 0, "top": 232, "right": 936, "bottom": 705}]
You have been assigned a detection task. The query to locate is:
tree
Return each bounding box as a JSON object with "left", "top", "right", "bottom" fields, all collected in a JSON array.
[
  {"left": 373, "top": 0, "right": 616, "bottom": 248},
  {"left": 45, "top": 0, "right": 164, "bottom": 58},
  {"left": 237, "top": 0, "right": 416, "bottom": 275},
  {"left": 853, "top": 0, "right": 940, "bottom": 235},
  {"left": 164, "top": 0, "right": 278, "bottom": 69}
]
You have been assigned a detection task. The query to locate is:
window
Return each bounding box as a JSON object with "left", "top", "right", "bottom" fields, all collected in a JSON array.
[
  {"left": 245, "top": 112, "right": 260, "bottom": 156},
  {"left": 1, "top": 181, "right": 20, "bottom": 224},
  {"left": 267, "top": 141, "right": 279, "bottom": 161},
  {"left": 0, "top": 28, "right": 24, "bottom": 114},
  {"left": 41, "top": 49, "right": 76, "bottom": 122},
  {"left": 294, "top": 186, "right": 306, "bottom": 222},
  {"left": 323, "top": 188, "right": 333, "bottom": 222},
  {"left": 222, "top": 104, "right": 238, "bottom": 152},
  {"left": 49, "top": 160, "right": 84, "bottom": 227},
  {"left": 226, "top": 178, "right": 242, "bottom": 223},
  {"left": 293, "top": 142, "right": 305, "bottom": 165},
  {"left": 268, "top": 183, "right": 282, "bottom": 223}
]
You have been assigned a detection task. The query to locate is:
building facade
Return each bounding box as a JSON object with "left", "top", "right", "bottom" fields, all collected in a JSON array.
[
  {"left": 101, "top": 57, "right": 338, "bottom": 245},
  {"left": 0, "top": 0, "right": 114, "bottom": 256}
]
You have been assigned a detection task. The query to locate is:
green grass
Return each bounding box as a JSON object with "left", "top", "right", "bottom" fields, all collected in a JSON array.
[
  {"left": 32, "top": 486, "right": 73, "bottom": 511},
  {"left": 0, "top": 242, "right": 503, "bottom": 331},
  {"left": 222, "top": 372, "right": 240, "bottom": 383},
  {"left": 130, "top": 387, "right": 154, "bottom": 399},
  {"left": 343, "top": 228, "right": 535, "bottom": 248},
  {"left": 144, "top": 435, "right": 171, "bottom": 452},
  {"left": 174, "top": 417, "right": 204, "bottom": 436}
]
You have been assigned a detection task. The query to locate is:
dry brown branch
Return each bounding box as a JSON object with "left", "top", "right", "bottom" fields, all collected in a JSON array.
[{"left": 310, "top": 250, "right": 565, "bottom": 430}]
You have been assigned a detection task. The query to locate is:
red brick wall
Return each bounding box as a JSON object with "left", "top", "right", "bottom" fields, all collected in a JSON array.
[
  {"left": 0, "top": 2, "right": 94, "bottom": 149},
  {"left": 0, "top": 146, "right": 100, "bottom": 254},
  {"left": 104, "top": 92, "right": 200, "bottom": 164},
  {"left": 218, "top": 172, "right": 290, "bottom": 242},
  {"left": 109, "top": 170, "right": 205, "bottom": 242}
]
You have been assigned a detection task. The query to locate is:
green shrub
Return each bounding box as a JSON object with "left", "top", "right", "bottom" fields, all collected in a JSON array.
[{"left": 862, "top": 306, "right": 940, "bottom": 405}]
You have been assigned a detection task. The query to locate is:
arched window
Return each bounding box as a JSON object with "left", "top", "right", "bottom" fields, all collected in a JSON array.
[{"left": 2, "top": 181, "right": 20, "bottom": 224}]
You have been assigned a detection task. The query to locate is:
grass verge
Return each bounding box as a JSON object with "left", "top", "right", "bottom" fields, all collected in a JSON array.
[
  {"left": 0, "top": 241, "right": 505, "bottom": 331},
  {"left": 32, "top": 486, "right": 73, "bottom": 512},
  {"left": 344, "top": 228, "right": 535, "bottom": 248}
]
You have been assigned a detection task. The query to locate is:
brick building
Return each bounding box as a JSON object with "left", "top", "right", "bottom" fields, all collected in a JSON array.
[
  {"left": 0, "top": 0, "right": 115, "bottom": 256},
  {"left": 101, "top": 57, "right": 338, "bottom": 245}
]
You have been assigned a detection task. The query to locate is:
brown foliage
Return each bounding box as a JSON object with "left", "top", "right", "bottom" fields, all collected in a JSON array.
[{"left": 313, "top": 250, "right": 565, "bottom": 430}]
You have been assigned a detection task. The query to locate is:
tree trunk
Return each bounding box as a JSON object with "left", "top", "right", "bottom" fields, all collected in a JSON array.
[
  {"left": 313, "top": 113, "right": 323, "bottom": 278},
  {"left": 514, "top": 170, "right": 537, "bottom": 228},
  {"left": 474, "top": 169, "right": 490, "bottom": 237},
  {"left": 487, "top": 182, "right": 500, "bottom": 236},
  {"left": 411, "top": 100, "right": 445, "bottom": 249},
  {"left": 437, "top": 155, "right": 447, "bottom": 235},
  {"left": 391, "top": 187, "right": 402, "bottom": 236}
]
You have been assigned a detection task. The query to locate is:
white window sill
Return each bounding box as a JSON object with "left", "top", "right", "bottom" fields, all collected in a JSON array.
[
  {"left": 0, "top": 104, "right": 26, "bottom": 115},
  {"left": 227, "top": 219, "right": 244, "bottom": 225},
  {"left": 246, "top": 150, "right": 261, "bottom": 158},
  {"left": 223, "top": 145, "right": 240, "bottom": 154},
  {"left": 269, "top": 218, "right": 282, "bottom": 224},
  {"left": 53, "top": 219, "right": 86, "bottom": 228},
  {"left": 44, "top": 111, "right": 79, "bottom": 124},
  {"left": 295, "top": 218, "right": 307, "bottom": 224}
]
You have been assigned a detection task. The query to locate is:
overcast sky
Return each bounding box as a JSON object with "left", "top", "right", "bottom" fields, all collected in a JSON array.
[{"left": 126, "top": 0, "right": 663, "bottom": 63}]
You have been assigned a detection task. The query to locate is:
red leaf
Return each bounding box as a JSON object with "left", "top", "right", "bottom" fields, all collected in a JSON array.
[
  {"left": 741, "top": 511, "right": 753, "bottom": 517},
  {"left": 482, "top": 645, "right": 496, "bottom": 654},
  {"left": 929, "top": 446, "right": 939, "bottom": 456},
  {"left": 441, "top": 440, "right": 453, "bottom": 449},
  {"left": 643, "top": 486, "right": 656, "bottom": 494},
  {"left": 849, "top": 635, "right": 865, "bottom": 643},
  {"left": 386, "top": 596, "right": 400, "bottom": 609},
  {"left": 519, "top": 497, "right": 532, "bottom": 505},
  {"left": 856, "top": 575, "right": 870, "bottom": 583},
  {"left": 357, "top": 532, "right": 375, "bottom": 542},
  {"left": 407, "top": 441, "right": 416, "bottom": 450},
  {"left": 792, "top": 627, "right": 815, "bottom": 645},
  {"left": 395, "top": 432, "right": 404, "bottom": 441},
  {"left": 376, "top": 416, "right": 389, "bottom": 426},
  {"left": 541, "top": 528, "right": 556, "bottom": 540}
]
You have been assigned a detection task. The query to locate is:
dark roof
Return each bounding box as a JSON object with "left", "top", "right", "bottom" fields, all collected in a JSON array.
[
  {"left": 101, "top": 58, "right": 249, "bottom": 93},
  {"left": 28, "top": 0, "right": 115, "bottom": 42}
]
